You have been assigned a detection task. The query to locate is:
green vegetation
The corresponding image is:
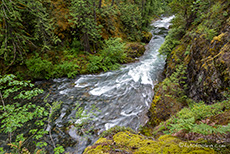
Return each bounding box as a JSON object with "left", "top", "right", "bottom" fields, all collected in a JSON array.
[
  {"left": 158, "top": 26, "right": 184, "bottom": 57},
  {"left": 166, "top": 99, "right": 230, "bottom": 135},
  {"left": 84, "top": 131, "right": 215, "bottom": 154},
  {"left": 0, "top": 74, "right": 47, "bottom": 153},
  {"left": 0, "top": 0, "right": 171, "bottom": 80},
  {"left": 0, "top": 74, "right": 96, "bottom": 153},
  {"left": 87, "top": 38, "right": 126, "bottom": 73},
  {"left": 145, "top": 0, "right": 230, "bottom": 153},
  {"left": 1, "top": 0, "right": 230, "bottom": 153}
]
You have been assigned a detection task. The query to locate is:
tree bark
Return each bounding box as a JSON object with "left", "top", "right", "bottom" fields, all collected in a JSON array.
[
  {"left": 98, "top": 0, "right": 102, "bottom": 9},
  {"left": 82, "top": 33, "right": 91, "bottom": 53},
  {"left": 111, "top": 0, "right": 114, "bottom": 6},
  {"left": 93, "top": 0, "right": 97, "bottom": 21}
]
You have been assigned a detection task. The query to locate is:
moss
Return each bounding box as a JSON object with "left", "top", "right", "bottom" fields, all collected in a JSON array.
[
  {"left": 158, "top": 135, "right": 180, "bottom": 142},
  {"left": 100, "top": 126, "right": 135, "bottom": 138},
  {"left": 95, "top": 138, "right": 113, "bottom": 144},
  {"left": 113, "top": 131, "right": 146, "bottom": 148},
  {"left": 84, "top": 144, "right": 110, "bottom": 154},
  {"left": 211, "top": 33, "right": 226, "bottom": 43},
  {"left": 125, "top": 42, "right": 145, "bottom": 59},
  {"left": 141, "top": 31, "right": 152, "bottom": 43},
  {"left": 84, "top": 132, "right": 216, "bottom": 154}
]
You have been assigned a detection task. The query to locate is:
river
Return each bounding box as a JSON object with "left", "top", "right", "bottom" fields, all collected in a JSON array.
[{"left": 33, "top": 16, "right": 174, "bottom": 153}]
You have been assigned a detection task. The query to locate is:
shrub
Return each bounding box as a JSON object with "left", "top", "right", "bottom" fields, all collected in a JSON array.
[
  {"left": 0, "top": 74, "right": 48, "bottom": 153},
  {"left": 87, "top": 38, "right": 126, "bottom": 73},
  {"left": 54, "top": 61, "right": 79, "bottom": 78},
  {"left": 158, "top": 26, "right": 185, "bottom": 57},
  {"left": 26, "top": 57, "right": 53, "bottom": 79}
]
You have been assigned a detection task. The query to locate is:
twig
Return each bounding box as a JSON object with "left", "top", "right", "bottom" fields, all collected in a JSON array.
[
  {"left": 2, "top": 0, "right": 11, "bottom": 13},
  {"left": 0, "top": 91, "right": 6, "bottom": 111},
  {"left": 5, "top": 41, "right": 16, "bottom": 71},
  {"left": 48, "top": 107, "right": 56, "bottom": 149},
  {"left": 2, "top": 6, "right": 9, "bottom": 19}
]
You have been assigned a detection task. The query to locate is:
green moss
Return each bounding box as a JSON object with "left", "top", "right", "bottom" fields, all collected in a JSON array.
[
  {"left": 100, "top": 126, "right": 135, "bottom": 138},
  {"left": 84, "top": 132, "right": 216, "bottom": 154},
  {"left": 113, "top": 131, "right": 146, "bottom": 148},
  {"left": 125, "top": 42, "right": 146, "bottom": 58},
  {"left": 95, "top": 138, "right": 112, "bottom": 144},
  {"left": 84, "top": 144, "right": 110, "bottom": 154},
  {"left": 141, "top": 31, "right": 152, "bottom": 43}
]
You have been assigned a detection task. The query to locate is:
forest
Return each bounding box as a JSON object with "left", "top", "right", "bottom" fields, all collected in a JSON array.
[
  {"left": 0, "top": 0, "right": 170, "bottom": 79},
  {"left": 0, "top": 0, "right": 230, "bottom": 153}
]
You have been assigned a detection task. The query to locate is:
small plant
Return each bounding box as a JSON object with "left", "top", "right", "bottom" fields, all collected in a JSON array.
[
  {"left": 223, "top": 11, "right": 228, "bottom": 17},
  {"left": 54, "top": 61, "right": 79, "bottom": 78},
  {"left": 26, "top": 57, "right": 53, "bottom": 79},
  {"left": 158, "top": 26, "right": 184, "bottom": 57},
  {"left": 54, "top": 144, "right": 65, "bottom": 154},
  {"left": 167, "top": 98, "right": 230, "bottom": 135},
  {"left": 70, "top": 103, "right": 101, "bottom": 137}
]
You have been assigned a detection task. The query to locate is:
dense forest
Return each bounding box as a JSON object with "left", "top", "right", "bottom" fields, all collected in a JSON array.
[
  {"left": 0, "top": 0, "right": 230, "bottom": 153},
  {"left": 0, "top": 0, "right": 170, "bottom": 79}
]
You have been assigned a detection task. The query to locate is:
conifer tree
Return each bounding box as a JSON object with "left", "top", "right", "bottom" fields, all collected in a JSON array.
[
  {"left": 0, "top": 0, "right": 58, "bottom": 72},
  {"left": 69, "top": 0, "right": 101, "bottom": 53}
]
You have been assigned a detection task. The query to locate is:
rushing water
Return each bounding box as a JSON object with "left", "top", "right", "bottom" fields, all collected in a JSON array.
[{"left": 35, "top": 16, "right": 174, "bottom": 153}]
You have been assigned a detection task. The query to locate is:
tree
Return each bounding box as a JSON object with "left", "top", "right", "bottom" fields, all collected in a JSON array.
[
  {"left": 98, "top": 0, "right": 102, "bottom": 8},
  {"left": 69, "top": 0, "right": 101, "bottom": 53},
  {"left": 169, "top": 0, "right": 195, "bottom": 28},
  {"left": 0, "top": 0, "right": 59, "bottom": 73}
]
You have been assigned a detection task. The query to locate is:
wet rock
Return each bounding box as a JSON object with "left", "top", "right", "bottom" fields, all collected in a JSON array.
[{"left": 125, "top": 42, "right": 146, "bottom": 59}]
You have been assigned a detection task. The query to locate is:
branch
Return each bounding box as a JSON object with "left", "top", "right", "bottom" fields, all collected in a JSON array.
[
  {"left": 48, "top": 107, "right": 56, "bottom": 149},
  {"left": 2, "top": 6, "right": 9, "bottom": 19},
  {"left": 0, "top": 91, "right": 6, "bottom": 111},
  {"left": 5, "top": 41, "right": 16, "bottom": 71}
]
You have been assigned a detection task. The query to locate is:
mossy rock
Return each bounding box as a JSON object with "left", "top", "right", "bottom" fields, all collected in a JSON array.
[
  {"left": 125, "top": 42, "right": 146, "bottom": 59},
  {"left": 141, "top": 31, "right": 153, "bottom": 43},
  {"left": 83, "top": 131, "right": 216, "bottom": 154},
  {"left": 147, "top": 81, "right": 186, "bottom": 128}
]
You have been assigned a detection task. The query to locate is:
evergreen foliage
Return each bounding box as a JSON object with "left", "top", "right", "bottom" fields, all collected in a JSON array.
[
  {"left": 69, "top": 0, "right": 101, "bottom": 53},
  {"left": 0, "top": 0, "right": 171, "bottom": 79},
  {"left": 0, "top": 0, "right": 59, "bottom": 72}
]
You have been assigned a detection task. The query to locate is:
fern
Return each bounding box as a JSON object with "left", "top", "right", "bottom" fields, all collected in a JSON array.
[
  {"left": 87, "top": 38, "right": 126, "bottom": 73},
  {"left": 167, "top": 98, "right": 230, "bottom": 135}
]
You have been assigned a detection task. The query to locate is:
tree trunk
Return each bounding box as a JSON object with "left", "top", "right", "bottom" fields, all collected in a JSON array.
[
  {"left": 82, "top": 33, "right": 91, "bottom": 53},
  {"left": 93, "top": 0, "right": 97, "bottom": 21},
  {"left": 111, "top": 0, "right": 114, "bottom": 6},
  {"left": 98, "top": 0, "right": 102, "bottom": 9}
]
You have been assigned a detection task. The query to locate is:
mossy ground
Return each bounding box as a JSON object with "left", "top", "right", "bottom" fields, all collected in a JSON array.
[{"left": 84, "top": 131, "right": 215, "bottom": 154}]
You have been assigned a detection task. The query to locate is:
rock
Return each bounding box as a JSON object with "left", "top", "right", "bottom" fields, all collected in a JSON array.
[
  {"left": 125, "top": 42, "right": 146, "bottom": 59},
  {"left": 141, "top": 31, "right": 153, "bottom": 43},
  {"left": 83, "top": 131, "right": 215, "bottom": 154}
]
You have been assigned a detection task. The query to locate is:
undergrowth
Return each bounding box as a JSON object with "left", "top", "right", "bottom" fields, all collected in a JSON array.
[{"left": 161, "top": 96, "right": 230, "bottom": 135}]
